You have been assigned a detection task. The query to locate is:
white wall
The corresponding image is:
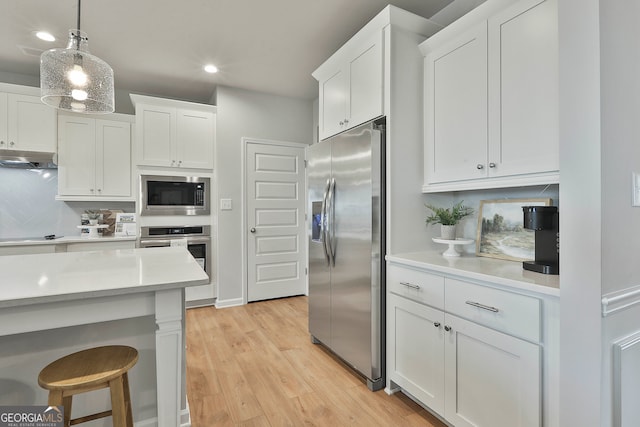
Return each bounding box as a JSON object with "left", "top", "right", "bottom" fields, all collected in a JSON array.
[
  {"left": 0, "top": 168, "right": 133, "bottom": 239},
  {"left": 558, "top": 0, "right": 603, "bottom": 425},
  {"left": 215, "top": 86, "right": 313, "bottom": 306},
  {"left": 599, "top": 1, "right": 640, "bottom": 425}
]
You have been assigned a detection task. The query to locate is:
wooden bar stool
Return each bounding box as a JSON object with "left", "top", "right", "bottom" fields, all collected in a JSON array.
[{"left": 38, "top": 345, "right": 138, "bottom": 427}]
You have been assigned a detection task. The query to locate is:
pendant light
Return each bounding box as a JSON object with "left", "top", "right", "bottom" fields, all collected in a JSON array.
[{"left": 40, "top": 0, "right": 114, "bottom": 114}]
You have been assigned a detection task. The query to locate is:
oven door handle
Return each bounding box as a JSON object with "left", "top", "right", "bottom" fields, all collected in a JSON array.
[{"left": 139, "top": 237, "right": 210, "bottom": 247}]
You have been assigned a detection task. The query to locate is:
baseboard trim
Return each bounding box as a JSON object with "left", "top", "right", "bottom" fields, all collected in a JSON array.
[{"left": 215, "top": 297, "right": 244, "bottom": 308}]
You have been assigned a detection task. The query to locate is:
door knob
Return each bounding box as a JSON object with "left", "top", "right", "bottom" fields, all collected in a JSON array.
[
  {"left": 250, "top": 227, "right": 256, "bottom": 233},
  {"left": 476, "top": 164, "right": 484, "bottom": 170},
  {"left": 433, "top": 322, "right": 441, "bottom": 328},
  {"left": 444, "top": 325, "right": 452, "bottom": 332}
]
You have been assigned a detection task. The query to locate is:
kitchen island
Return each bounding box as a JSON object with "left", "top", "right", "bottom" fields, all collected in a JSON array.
[{"left": 0, "top": 246, "right": 208, "bottom": 427}]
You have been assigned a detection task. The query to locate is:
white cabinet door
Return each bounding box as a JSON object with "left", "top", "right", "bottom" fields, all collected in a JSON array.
[
  {"left": 425, "top": 22, "right": 488, "bottom": 184},
  {"left": 444, "top": 314, "right": 541, "bottom": 427},
  {"left": 319, "top": 68, "right": 347, "bottom": 140},
  {"left": 388, "top": 293, "right": 445, "bottom": 414},
  {"left": 0, "top": 93, "right": 7, "bottom": 147},
  {"left": 176, "top": 109, "right": 214, "bottom": 169},
  {"left": 97, "top": 120, "right": 131, "bottom": 197},
  {"left": 488, "top": 0, "right": 558, "bottom": 178},
  {"left": 136, "top": 104, "right": 175, "bottom": 167},
  {"left": 4, "top": 93, "right": 56, "bottom": 153},
  {"left": 347, "top": 31, "right": 384, "bottom": 130},
  {"left": 316, "top": 31, "right": 384, "bottom": 140},
  {"left": 58, "top": 115, "right": 132, "bottom": 199},
  {"left": 58, "top": 116, "right": 97, "bottom": 196}
]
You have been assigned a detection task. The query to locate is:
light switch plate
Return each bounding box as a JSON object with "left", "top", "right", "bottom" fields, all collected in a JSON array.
[
  {"left": 220, "top": 198, "right": 232, "bottom": 210},
  {"left": 633, "top": 173, "right": 640, "bottom": 207}
]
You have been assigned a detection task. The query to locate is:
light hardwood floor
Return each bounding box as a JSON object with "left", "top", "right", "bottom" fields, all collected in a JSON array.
[{"left": 185, "top": 296, "right": 447, "bottom": 427}]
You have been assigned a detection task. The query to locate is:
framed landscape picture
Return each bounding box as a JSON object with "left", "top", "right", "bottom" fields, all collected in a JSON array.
[{"left": 476, "top": 198, "right": 552, "bottom": 261}]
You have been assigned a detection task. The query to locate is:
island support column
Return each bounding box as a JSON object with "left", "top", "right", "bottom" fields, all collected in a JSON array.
[{"left": 155, "top": 288, "right": 188, "bottom": 426}]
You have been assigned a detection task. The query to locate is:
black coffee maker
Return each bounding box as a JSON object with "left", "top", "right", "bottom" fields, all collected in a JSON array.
[{"left": 522, "top": 206, "right": 559, "bottom": 275}]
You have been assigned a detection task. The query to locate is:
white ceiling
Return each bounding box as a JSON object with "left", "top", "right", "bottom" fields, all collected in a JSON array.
[{"left": 0, "top": 0, "right": 484, "bottom": 103}]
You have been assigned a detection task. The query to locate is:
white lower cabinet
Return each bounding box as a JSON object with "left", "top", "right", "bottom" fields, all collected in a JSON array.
[
  {"left": 387, "top": 263, "right": 545, "bottom": 427},
  {"left": 443, "top": 314, "right": 540, "bottom": 427},
  {"left": 388, "top": 293, "right": 445, "bottom": 413}
]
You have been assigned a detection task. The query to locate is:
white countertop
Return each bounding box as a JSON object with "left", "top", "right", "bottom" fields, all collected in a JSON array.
[
  {"left": 0, "top": 246, "right": 209, "bottom": 308},
  {"left": 387, "top": 251, "right": 560, "bottom": 297},
  {"left": 0, "top": 235, "right": 137, "bottom": 246}
]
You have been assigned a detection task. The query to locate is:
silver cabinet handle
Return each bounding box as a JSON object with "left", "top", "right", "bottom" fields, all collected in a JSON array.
[
  {"left": 433, "top": 322, "right": 441, "bottom": 328},
  {"left": 250, "top": 227, "right": 256, "bottom": 233},
  {"left": 465, "top": 300, "right": 499, "bottom": 313},
  {"left": 399, "top": 281, "right": 420, "bottom": 290},
  {"left": 344, "top": 118, "right": 349, "bottom": 124},
  {"left": 444, "top": 325, "right": 452, "bottom": 332},
  {"left": 9, "top": 141, "right": 15, "bottom": 146},
  {"left": 476, "top": 164, "right": 484, "bottom": 170},
  {"left": 0, "top": 141, "right": 4, "bottom": 145},
  {"left": 489, "top": 162, "right": 496, "bottom": 168},
  {"left": 339, "top": 121, "right": 344, "bottom": 126}
]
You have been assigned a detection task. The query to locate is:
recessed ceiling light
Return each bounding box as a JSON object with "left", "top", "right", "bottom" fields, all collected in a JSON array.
[
  {"left": 35, "top": 31, "right": 56, "bottom": 42},
  {"left": 204, "top": 64, "right": 218, "bottom": 74}
]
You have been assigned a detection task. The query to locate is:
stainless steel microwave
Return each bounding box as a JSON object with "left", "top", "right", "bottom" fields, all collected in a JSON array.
[{"left": 140, "top": 175, "right": 210, "bottom": 216}]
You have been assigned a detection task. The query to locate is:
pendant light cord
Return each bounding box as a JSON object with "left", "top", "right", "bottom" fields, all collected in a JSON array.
[{"left": 77, "top": 0, "right": 81, "bottom": 33}]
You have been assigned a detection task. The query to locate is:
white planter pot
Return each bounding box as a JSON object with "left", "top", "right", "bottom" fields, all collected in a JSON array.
[{"left": 440, "top": 224, "right": 456, "bottom": 240}]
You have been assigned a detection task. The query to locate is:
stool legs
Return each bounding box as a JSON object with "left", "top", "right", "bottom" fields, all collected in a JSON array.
[
  {"left": 109, "top": 373, "right": 133, "bottom": 427},
  {"left": 47, "top": 390, "right": 72, "bottom": 427}
]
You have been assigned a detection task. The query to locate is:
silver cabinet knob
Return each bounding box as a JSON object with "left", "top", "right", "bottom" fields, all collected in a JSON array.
[
  {"left": 9, "top": 141, "right": 15, "bottom": 147},
  {"left": 0, "top": 141, "right": 4, "bottom": 145},
  {"left": 489, "top": 162, "right": 496, "bottom": 168},
  {"left": 90, "top": 188, "right": 94, "bottom": 192},
  {"left": 433, "top": 322, "right": 441, "bottom": 328},
  {"left": 178, "top": 160, "right": 182, "bottom": 166},
  {"left": 250, "top": 227, "right": 256, "bottom": 233},
  {"left": 476, "top": 164, "right": 484, "bottom": 170},
  {"left": 344, "top": 119, "right": 349, "bottom": 124},
  {"left": 339, "top": 121, "right": 344, "bottom": 126},
  {"left": 444, "top": 325, "right": 452, "bottom": 332}
]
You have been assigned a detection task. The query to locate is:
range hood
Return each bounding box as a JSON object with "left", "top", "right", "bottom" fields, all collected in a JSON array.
[{"left": 0, "top": 150, "right": 57, "bottom": 169}]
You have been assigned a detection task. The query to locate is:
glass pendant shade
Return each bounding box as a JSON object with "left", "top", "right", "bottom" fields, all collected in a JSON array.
[{"left": 40, "top": 30, "right": 114, "bottom": 114}]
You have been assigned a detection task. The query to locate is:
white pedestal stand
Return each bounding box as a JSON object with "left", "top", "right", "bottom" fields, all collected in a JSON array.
[
  {"left": 432, "top": 238, "right": 474, "bottom": 257},
  {"left": 77, "top": 224, "right": 109, "bottom": 238}
]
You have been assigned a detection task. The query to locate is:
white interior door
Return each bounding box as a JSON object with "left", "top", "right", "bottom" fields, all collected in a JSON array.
[{"left": 246, "top": 140, "right": 307, "bottom": 302}]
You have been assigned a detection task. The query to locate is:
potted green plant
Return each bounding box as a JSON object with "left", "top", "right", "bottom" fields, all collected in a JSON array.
[
  {"left": 425, "top": 201, "right": 474, "bottom": 240},
  {"left": 85, "top": 209, "right": 101, "bottom": 225}
]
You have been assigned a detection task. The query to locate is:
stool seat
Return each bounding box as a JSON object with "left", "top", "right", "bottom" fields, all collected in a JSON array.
[{"left": 38, "top": 345, "right": 138, "bottom": 427}]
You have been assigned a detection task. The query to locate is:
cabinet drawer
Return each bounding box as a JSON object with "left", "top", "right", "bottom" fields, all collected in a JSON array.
[
  {"left": 445, "top": 278, "right": 541, "bottom": 342},
  {"left": 388, "top": 264, "right": 444, "bottom": 309}
]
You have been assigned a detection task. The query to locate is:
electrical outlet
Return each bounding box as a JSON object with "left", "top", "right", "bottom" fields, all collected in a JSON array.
[{"left": 220, "top": 199, "right": 232, "bottom": 210}]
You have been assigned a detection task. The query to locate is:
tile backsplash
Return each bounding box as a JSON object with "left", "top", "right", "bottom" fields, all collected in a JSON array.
[{"left": 0, "top": 168, "right": 134, "bottom": 239}]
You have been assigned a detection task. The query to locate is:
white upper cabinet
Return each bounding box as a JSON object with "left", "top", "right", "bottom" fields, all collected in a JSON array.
[
  {"left": 488, "top": 0, "right": 559, "bottom": 178},
  {"left": 57, "top": 114, "right": 132, "bottom": 200},
  {"left": 313, "top": 6, "right": 441, "bottom": 142},
  {"left": 315, "top": 31, "right": 384, "bottom": 140},
  {"left": 421, "top": 0, "right": 559, "bottom": 192},
  {"left": 425, "top": 22, "right": 488, "bottom": 184},
  {"left": 131, "top": 94, "right": 215, "bottom": 170},
  {"left": 0, "top": 90, "right": 56, "bottom": 154}
]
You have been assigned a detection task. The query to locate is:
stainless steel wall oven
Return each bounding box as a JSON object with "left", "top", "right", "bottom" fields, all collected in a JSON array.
[{"left": 139, "top": 225, "right": 211, "bottom": 279}]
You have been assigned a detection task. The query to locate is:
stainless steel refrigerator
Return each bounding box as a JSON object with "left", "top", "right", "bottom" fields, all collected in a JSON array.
[{"left": 307, "top": 118, "right": 385, "bottom": 391}]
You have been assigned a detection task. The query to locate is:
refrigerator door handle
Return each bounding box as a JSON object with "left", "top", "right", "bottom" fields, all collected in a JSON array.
[
  {"left": 320, "top": 179, "right": 331, "bottom": 265},
  {"left": 327, "top": 177, "right": 336, "bottom": 266}
]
